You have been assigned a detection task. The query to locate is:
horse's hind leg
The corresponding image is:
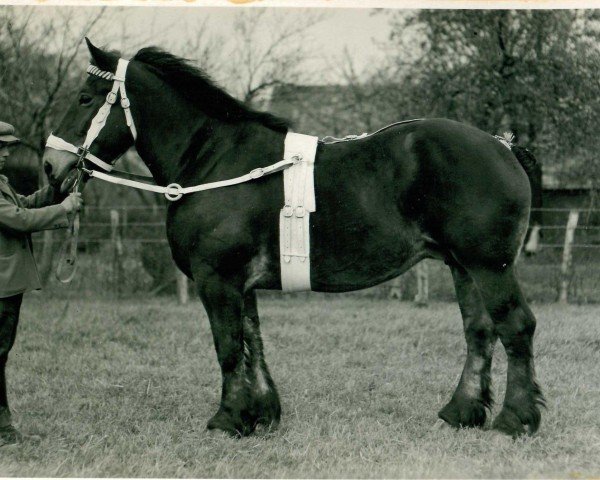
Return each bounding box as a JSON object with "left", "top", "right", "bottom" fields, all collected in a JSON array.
[
  {"left": 242, "top": 291, "right": 281, "bottom": 429},
  {"left": 470, "top": 266, "right": 545, "bottom": 436},
  {"left": 439, "top": 264, "right": 496, "bottom": 429}
]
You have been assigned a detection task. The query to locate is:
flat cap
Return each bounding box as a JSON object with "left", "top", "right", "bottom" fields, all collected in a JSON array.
[{"left": 0, "top": 121, "right": 19, "bottom": 144}]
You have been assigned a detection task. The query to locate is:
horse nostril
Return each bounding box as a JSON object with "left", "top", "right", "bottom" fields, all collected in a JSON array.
[{"left": 44, "top": 161, "right": 52, "bottom": 176}]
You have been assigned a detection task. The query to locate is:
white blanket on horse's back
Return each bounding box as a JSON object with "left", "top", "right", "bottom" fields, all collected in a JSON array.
[{"left": 280, "top": 132, "right": 318, "bottom": 292}]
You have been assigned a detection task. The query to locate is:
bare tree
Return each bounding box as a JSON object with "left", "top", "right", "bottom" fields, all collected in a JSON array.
[
  {"left": 382, "top": 10, "right": 600, "bottom": 187},
  {"left": 1, "top": 7, "right": 108, "bottom": 161},
  {"left": 0, "top": 6, "right": 109, "bottom": 280},
  {"left": 220, "top": 9, "right": 325, "bottom": 107}
]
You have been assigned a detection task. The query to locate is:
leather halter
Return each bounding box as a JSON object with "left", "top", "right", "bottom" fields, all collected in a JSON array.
[
  {"left": 46, "top": 59, "right": 137, "bottom": 175},
  {"left": 50, "top": 59, "right": 137, "bottom": 284},
  {"left": 46, "top": 58, "right": 299, "bottom": 202}
]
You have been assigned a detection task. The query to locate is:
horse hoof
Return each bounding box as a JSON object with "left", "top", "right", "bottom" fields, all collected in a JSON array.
[
  {"left": 438, "top": 397, "right": 487, "bottom": 429},
  {"left": 206, "top": 410, "right": 254, "bottom": 437},
  {"left": 0, "top": 425, "right": 39, "bottom": 447},
  {"left": 492, "top": 404, "right": 541, "bottom": 438},
  {"left": 254, "top": 392, "right": 281, "bottom": 430},
  {"left": 431, "top": 418, "right": 452, "bottom": 431},
  {"left": 255, "top": 416, "right": 280, "bottom": 433},
  {"left": 0, "top": 425, "right": 22, "bottom": 447}
]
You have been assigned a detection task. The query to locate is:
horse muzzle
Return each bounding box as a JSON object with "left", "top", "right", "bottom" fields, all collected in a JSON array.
[{"left": 42, "top": 147, "right": 79, "bottom": 193}]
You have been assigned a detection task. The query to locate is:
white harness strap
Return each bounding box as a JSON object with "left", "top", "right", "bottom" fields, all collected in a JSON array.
[
  {"left": 45, "top": 59, "right": 137, "bottom": 173},
  {"left": 84, "top": 59, "right": 137, "bottom": 149},
  {"left": 86, "top": 155, "right": 298, "bottom": 201},
  {"left": 45, "top": 134, "right": 114, "bottom": 172},
  {"left": 279, "top": 132, "right": 318, "bottom": 292}
]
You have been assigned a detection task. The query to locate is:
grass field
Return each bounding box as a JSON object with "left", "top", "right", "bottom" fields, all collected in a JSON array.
[{"left": 0, "top": 294, "right": 599, "bottom": 477}]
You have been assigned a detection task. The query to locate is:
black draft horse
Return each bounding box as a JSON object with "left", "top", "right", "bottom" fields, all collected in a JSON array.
[{"left": 43, "top": 41, "right": 544, "bottom": 438}]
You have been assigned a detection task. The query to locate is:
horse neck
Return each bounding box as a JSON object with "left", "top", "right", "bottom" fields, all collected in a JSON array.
[
  {"left": 131, "top": 89, "right": 285, "bottom": 186},
  {"left": 131, "top": 88, "right": 206, "bottom": 185}
]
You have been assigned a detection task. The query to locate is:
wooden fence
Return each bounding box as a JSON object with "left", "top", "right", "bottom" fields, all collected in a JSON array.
[{"left": 33, "top": 207, "right": 600, "bottom": 304}]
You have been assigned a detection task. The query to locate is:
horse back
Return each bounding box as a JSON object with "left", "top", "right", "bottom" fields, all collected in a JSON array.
[{"left": 310, "top": 118, "right": 531, "bottom": 286}]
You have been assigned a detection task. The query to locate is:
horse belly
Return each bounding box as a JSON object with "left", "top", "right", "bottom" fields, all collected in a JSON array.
[
  {"left": 309, "top": 211, "right": 424, "bottom": 293},
  {"left": 306, "top": 133, "right": 425, "bottom": 292}
]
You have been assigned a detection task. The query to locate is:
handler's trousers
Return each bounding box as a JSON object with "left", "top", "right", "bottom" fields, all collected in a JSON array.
[{"left": 0, "top": 294, "right": 23, "bottom": 428}]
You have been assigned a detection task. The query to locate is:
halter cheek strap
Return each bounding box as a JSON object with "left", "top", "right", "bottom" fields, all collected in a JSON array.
[{"left": 84, "top": 59, "right": 137, "bottom": 149}]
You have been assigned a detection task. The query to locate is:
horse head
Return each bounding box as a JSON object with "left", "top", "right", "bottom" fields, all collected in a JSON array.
[{"left": 43, "top": 39, "right": 137, "bottom": 193}]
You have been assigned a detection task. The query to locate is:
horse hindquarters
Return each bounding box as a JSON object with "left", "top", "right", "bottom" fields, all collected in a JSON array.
[{"left": 405, "top": 120, "right": 543, "bottom": 435}]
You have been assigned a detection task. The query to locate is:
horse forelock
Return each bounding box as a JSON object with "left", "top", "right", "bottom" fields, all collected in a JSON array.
[{"left": 132, "top": 47, "right": 291, "bottom": 132}]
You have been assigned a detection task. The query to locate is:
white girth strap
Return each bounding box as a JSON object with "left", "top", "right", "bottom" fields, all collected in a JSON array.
[{"left": 280, "top": 132, "right": 318, "bottom": 292}]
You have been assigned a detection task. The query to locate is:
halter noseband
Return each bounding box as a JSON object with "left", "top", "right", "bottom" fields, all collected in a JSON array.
[{"left": 45, "top": 59, "right": 137, "bottom": 174}]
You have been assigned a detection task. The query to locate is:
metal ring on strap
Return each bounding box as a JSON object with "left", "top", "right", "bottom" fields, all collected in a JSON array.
[{"left": 164, "top": 183, "right": 183, "bottom": 201}]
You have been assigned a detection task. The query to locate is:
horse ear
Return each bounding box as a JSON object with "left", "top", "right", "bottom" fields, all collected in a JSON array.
[{"left": 85, "top": 37, "right": 116, "bottom": 72}]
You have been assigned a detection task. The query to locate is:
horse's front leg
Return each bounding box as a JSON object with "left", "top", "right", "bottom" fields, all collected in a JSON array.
[
  {"left": 194, "top": 267, "right": 251, "bottom": 436},
  {"left": 242, "top": 291, "right": 281, "bottom": 429},
  {"left": 194, "top": 265, "right": 278, "bottom": 436}
]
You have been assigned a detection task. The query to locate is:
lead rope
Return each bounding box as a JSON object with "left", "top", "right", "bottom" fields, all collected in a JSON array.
[
  {"left": 55, "top": 214, "right": 80, "bottom": 284},
  {"left": 55, "top": 166, "right": 87, "bottom": 284},
  {"left": 52, "top": 59, "right": 136, "bottom": 284}
]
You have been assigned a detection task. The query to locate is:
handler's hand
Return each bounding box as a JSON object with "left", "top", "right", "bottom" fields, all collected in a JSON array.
[{"left": 61, "top": 192, "right": 83, "bottom": 213}]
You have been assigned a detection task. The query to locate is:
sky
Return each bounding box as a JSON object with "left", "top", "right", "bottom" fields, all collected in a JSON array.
[{"left": 14, "top": 5, "right": 394, "bottom": 84}]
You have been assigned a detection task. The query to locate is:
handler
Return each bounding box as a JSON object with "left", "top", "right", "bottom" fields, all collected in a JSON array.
[{"left": 0, "top": 121, "right": 82, "bottom": 446}]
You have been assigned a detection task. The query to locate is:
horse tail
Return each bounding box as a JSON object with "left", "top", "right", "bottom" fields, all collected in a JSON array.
[{"left": 510, "top": 144, "right": 543, "bottom": 254}]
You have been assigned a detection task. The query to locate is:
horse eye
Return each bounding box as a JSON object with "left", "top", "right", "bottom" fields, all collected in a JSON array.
[{"left": 79, "top": 94, "right": 93, "bottom": 106}]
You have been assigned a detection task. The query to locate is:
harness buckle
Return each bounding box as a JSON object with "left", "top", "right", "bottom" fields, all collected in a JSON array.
[
  {"left": 249, "top": 168, "right": 264, "bottom": 179},
  {"left": 120, "top": 97, "right": 131, "bottom": 109},
  {"left": 164, "top": 183, "right": 183, "bottom": 202},
  {"left": 291, "top": 154, "right": 303, "bottom": 164},
  {"left": 106, "top": 92, "right": 117, "bottom": 105},
  {"left": 295, "top": 206, "right": 305, "bottom": 218},
  {"left": 283, "top": 205, "right": 293, "bottom": 217},
  {"left": 76, "top": 146, "right": 89, "bottom": 160}
]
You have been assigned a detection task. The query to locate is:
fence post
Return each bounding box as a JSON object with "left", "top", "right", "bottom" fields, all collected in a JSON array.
[
  {"left": 110, "top": 209, "right": 124, "bottom": 297},
  {"left": 176, "top": 269, "right": 189, "bottom": 305},
  {"left": 414, "top": 260, "right": 429, "bottom": 306},
  {"left": 388, "top": 276, "right": 403, "bottom": 299},
  {"left": 559, "top": 210, "right": 579, "bottom": 304}
]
